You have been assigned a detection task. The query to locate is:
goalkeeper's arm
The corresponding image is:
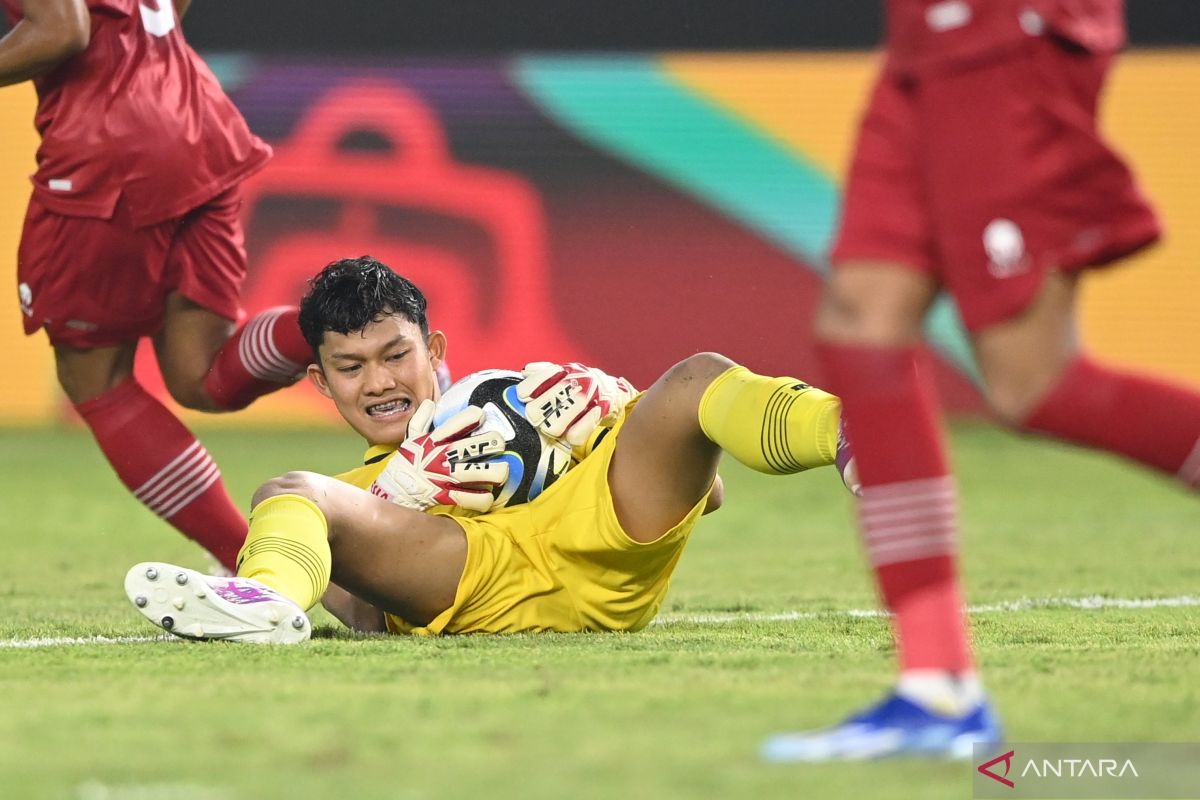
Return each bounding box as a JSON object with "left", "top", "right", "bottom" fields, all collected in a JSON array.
[{"left": 321, "top": 583, "right": 386, "bottom": 633}]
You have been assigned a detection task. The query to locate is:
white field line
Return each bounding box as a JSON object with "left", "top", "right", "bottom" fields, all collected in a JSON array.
[
  {"left": 0, "top": 634, "right": 176, "bottom": 649},
  {"left": 0, "top": 595, "right": 1196, "bottom": 648},
  {"left": 652, "top": 594, "right": 1200, "bottom": 626}
]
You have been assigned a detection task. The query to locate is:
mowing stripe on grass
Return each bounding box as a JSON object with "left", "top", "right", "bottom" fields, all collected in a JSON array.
[{"left": 2, "top": 595, "right": 1197, "bottom": 648}]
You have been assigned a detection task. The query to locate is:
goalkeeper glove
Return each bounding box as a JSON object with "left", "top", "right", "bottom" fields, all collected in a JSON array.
[
  {"left": 369, "top": 399, "right": 509, "bottom": 513},
  {"left": 516, "top": 361, "right": 637, "bottom": 448}
]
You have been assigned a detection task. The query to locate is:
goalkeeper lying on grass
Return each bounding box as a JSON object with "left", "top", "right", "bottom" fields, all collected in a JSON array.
[{"left": 125, "top": 255, "right": 853, "bottom": 641}]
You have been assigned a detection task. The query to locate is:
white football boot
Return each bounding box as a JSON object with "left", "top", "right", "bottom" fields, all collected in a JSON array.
[{"left": 125, "top": 562, "right": 311, "bottom": 644}]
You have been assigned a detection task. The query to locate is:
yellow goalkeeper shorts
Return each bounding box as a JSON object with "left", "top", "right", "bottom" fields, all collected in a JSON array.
[{"left": 384, "top": 398, "right": 711, "bottom": 635}]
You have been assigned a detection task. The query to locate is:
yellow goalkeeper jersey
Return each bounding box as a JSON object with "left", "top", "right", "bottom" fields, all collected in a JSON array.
[{"left": 335, "top": 400, "right": 709, "bottom": 635}]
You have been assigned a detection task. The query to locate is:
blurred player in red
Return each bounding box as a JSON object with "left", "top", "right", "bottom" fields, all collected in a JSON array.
[
  {"left": 765, "top": 0, "right": 1200, "bottom": 761},
  {"left": 0, "top": 0, "right": 312, "bottom": 569}
]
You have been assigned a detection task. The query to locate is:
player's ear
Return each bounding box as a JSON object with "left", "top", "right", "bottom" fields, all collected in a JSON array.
[
  {"left": 426, "top": 330, "right": 447, "bottom": 369},
  {"left": 308, "top": 363, "right": 332, "bottom": 399}
]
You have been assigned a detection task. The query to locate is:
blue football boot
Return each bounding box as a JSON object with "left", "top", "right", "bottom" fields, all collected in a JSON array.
[{"left": 760, "top": 691, "right": 1003, "bottom": 762}]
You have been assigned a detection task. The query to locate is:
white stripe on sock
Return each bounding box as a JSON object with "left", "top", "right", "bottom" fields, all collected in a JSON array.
[
  {"left": 130, "top": 441, "right": 221, "bottom": 518},
  {"left": 240, "top": 311, "right": 280, "bottom": 380},
  {"left": 250, "top": 311, "right": 287, "bottom": 375},
  {"left": 860, "top": 488, "right": 957, "bottom": 516},
  {"left": 860, "top": 500, "right": 957, "bottom": 531},
  {"left": 136, "top": 448, "right": 210, "bottom": 513},
  {"left": 257, "top": 310, "right": 299, "bottom": 378},
  {"left": 149, "top": 455, "right": 217, "bottom": 515},
  {"left": 863, "top": 516, "right": 957, "bottom": 545},
  {"left": 146, "top": 459, "right": 215, "bottom": 517},
  {"left": 238, "top": 312, "right": 277, "bottom": 380},
  {"left": 159, "top": 461, "right": 222, "bottom": 519},
  {"left": 238, "top": 308, "right": 301, "bottom": 383},
  {"left": 133, "top": 441, "right": 202, "bottom": 501},
  {"left": 859, "top": 475, "right": 954, "bottom": 501},
  {"left": 860, "top": 476, "right": 958, "bottom": 567},
  {"left": 866, "top": 533, "right": 958, "bottom": 567}
]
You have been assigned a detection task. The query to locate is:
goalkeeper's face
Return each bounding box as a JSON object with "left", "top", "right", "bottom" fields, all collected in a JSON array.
[{"left": 307, "top": 314, "right": 447, "bottom": 446}]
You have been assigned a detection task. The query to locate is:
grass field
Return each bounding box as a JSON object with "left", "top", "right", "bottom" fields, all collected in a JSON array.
[{"left": 1, "top": 423, "right": 1197, "bottom": 800}]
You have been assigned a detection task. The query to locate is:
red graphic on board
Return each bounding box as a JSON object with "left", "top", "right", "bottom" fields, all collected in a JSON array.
[
  {"left": 239, "top": 80, "right": 583, "bottom": 371},
  {"left": 132, "top": 80, "right": 587, "bottom": 416}
]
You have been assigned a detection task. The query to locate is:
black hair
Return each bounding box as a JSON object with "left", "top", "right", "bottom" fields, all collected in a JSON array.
[{"left": 298, "top": 256, "right": 430, "bottom": 358}]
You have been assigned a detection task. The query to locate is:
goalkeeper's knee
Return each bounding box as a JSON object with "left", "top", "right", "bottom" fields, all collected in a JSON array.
[
  {"left": 237, "top": 486, "right": 332, "bottom": 611},
  {"left": 698, "top": 365, "right": 840, "bottom": 475}
]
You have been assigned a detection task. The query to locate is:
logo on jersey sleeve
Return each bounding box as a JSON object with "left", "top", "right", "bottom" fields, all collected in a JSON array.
[{"left": 18, "top": 283, "right": 33, "bottom": 317}]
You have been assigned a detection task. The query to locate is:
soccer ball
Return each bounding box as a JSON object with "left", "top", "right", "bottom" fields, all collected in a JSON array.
[{"left": 433, "top": 369, "right": 573, "bottom": 509}]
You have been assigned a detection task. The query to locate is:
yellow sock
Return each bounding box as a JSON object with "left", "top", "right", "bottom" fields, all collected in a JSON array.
[
  {"left": 235, "top": 494, "right": 332, "bottom": 611},
  {"left": 698, "top": 365, "right": 840, "bottom": 475}
]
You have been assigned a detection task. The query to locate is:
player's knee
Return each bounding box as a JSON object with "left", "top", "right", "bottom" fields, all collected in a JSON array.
[
  {"left": 981, "top": 384, "right": 1030, "bottom": 427},
  {"left": 53, "top": 349, "right": 135, "bottom": 405},
  {"left": 659, "top": 352, "right": 737, "bottom": 404},
  {"left": 252, "top": 471, "right": 322, "bottom": 507},
  {"left": 675, "top": 352, "right": 737, "bottom": 383},
  {"left": 55, "top": 364, "right": 112, "bottom": 405},
  {"left": 815, "top": 276, "right": 926, "bottom": 346},
  {"left": 160, "top": 368, "right": 217, "bottom": 412},
  {"left": 981, "top": 371, "right": 1064, "bottom": 427},
  {"left": 978, "top": 357, "right": 1072, "bottom": 428}
]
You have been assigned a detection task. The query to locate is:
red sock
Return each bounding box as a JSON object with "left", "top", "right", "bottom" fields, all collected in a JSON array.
[
  {"left": 74, "top": 378, "right": 248, "bottom": 569},
  {"left": 204, "top": 306, "right": 310, "bottom": 411},
  {"left": 1023, "top": 356, "right": 1200, "bottom": 488},
  {"left": 817, "top": 342, "right": 974, "bottom": 672}
]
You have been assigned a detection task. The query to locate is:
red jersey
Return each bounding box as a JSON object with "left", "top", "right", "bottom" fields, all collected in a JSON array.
[
  {"left": 884, "top": 0, "right": 1126, "bottom": 76},
  {"left": 2, "top": 0, "right": 270, "bottom": 227}
]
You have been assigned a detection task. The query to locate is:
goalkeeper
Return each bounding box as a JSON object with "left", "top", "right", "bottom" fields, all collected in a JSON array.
[{"left": 125, "top": 256, "right": 852, "bottom": 640}]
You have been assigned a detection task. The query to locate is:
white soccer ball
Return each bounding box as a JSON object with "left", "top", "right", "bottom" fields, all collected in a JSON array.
[{"left": 434, "top": 369, "right": 573, "bottom": 509}]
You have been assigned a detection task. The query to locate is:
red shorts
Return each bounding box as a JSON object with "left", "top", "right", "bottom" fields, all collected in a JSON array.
[
  {"left": 17, "top": 186, "right": 248, "bottom": 348},
  {"left": 831, "top": 35, "right": 1161, "bottom": 331}
]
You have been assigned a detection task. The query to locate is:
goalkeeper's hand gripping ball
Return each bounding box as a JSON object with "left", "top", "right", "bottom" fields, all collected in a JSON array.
[
  {"left": 370, "top": 400, "right": 510, "bottom": 513},
  {"left": 517, "top": 362, "right": 637, "bottom": 448}
]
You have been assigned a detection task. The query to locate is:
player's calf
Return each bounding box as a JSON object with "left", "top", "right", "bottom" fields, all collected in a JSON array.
[
  {"left": 237, "top": 490, "right": 333, "bottom": 613},
  {"left": 698, "top": 363, "right": 841, "bottom": 475},
  {"left": 814, "top": 262, "right": 936, "bottom": 347}
]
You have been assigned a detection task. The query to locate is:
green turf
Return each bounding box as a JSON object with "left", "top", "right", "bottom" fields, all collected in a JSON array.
[{"left": 0, "top": 424, "right": 1196, "bottom": 800}]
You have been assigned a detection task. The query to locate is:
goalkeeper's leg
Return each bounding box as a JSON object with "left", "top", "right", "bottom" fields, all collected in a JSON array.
[
  {"left": 127, "top": 476, "right": 467, "bottom": 641},
  {"left": 697, "top": 363, "right": 840, "bottom": 475},
  {"left": 241, "top": 473, "right": 467, "bottom": 627},
  {"left": 608, "top": 353, "right": 841, "bottom": 543}
]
